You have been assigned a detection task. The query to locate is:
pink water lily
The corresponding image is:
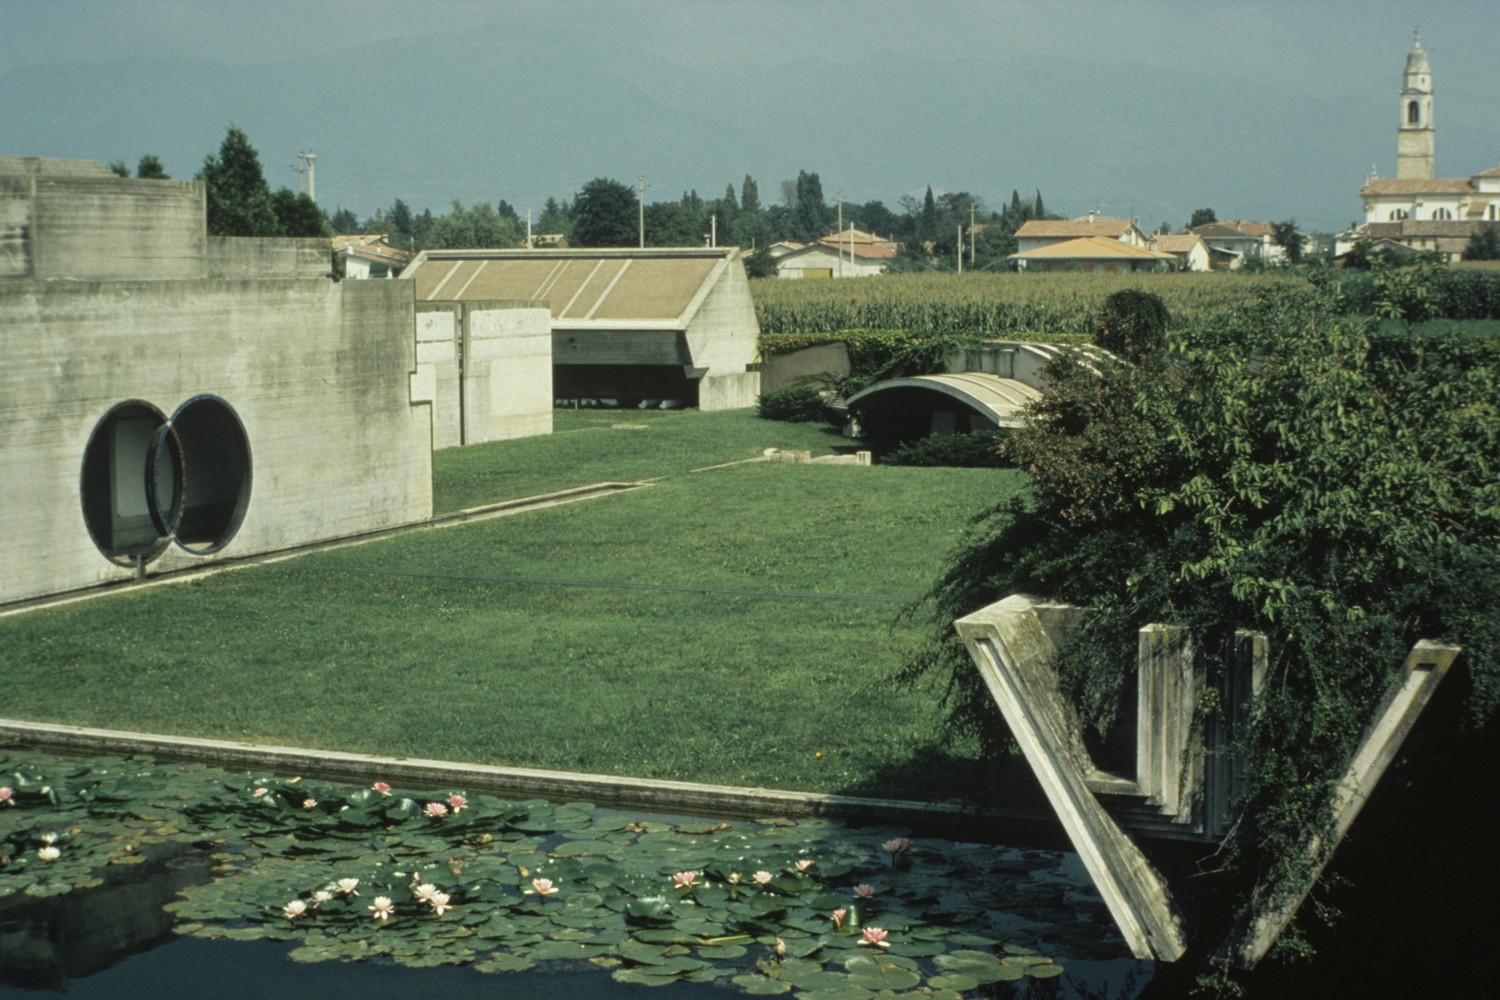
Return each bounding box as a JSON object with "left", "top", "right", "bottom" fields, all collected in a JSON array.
[
  {"left": 446, "top": 794, "right": 467, "bottom": 813},
  {"left": 853, "top": 883, "right": 876, "bottom": 898},
  {"left": 794, "top": 859, "right": 814, "bottom": 872},
  {"left": 371, "top": 781, "right": 392, "bottom": 795},
  {"left": 0, "top": 787, "right": 13, "bottom": 805},
  {"left": 283, "top": 899, "right": 308, "bottom": 920},
  {"left": 530, "top": 878, "right": 558, "bottom": 896},
  {"left": 752, "top": 870, "right": 773, "bottom": 884},
  {"left": 672, "top": 871, "right": 700, "bottom": 889},
  {"left": 882, "top": 837, "right": 912, "bottom": 855},
  {"left": 860, "top": 927, "right": 890, "bottom": 948},
  {"left": 252, "top": 787, "right": 269, "bottom": 797},
  {"left": 369, "top": 896, "right": 395, "bottom": 920},
  {"left": 831, "top": 907, "right": 848, "bottom": 929},
  {"left": 423, "top": 802, "right": 448, "bottom": 818},
  {"left": 301, "top": 798, "right": 318, "bottom": 809},
  {"left": 429, "top": 891, "right": 453, "bottom": 915},
  {"left": 336, "top": 878, "right": 361, "bottom": 896}
]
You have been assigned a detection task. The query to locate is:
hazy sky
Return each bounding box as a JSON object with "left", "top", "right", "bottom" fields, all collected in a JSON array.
[{"left": 2, "top": 0, "right": 1495, "bottom": 232}]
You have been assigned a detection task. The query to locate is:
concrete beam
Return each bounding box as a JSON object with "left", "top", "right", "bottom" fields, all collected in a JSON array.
[{"left": 955, "top": 595, "right": 1189, "bottom": 961}]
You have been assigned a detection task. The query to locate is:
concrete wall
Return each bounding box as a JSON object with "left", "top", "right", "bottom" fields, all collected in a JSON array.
[
  {"left": 415, "top": 300, "right": 553, "bottom": 449},
  {"left": 207, "top": 237, "right": 330, "bottom": 280},
  {"left": 0, "top": 161, "right": 206, "bottom": 281},
  {"left": 756, "top": 342, "right": 851, "bottom": 395},
  {"left": 0, "top": 277, "right": 431, "bottom": 605},
  {"left": 682, "top": 255, "right": 760, "bottom": 408}
]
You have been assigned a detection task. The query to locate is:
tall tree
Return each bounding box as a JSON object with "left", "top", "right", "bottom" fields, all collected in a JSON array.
[
  {"left": 136, "top": 155, "right": 168, "bottom": 179},
  {"left": 740, "top": 176, "right": 761, "bottom": 215},
  {"left": 329, "top": 207, "right": 360, "bottom": 234},
  {"left": 390, "top": 199, "right": 414, "bottom": 245},
  {"left": 1189, "top": 207, "right": 1217, "bottom": 228},
  {"left": 1461, "top": 225, "right": 1500, "bottom": 261},
  {"left": 794, "top": 170, "right": 831, "bottom": 241},
  {"left": 645, "top": 202, "right": 703, "bottom": 246},
  {"left": 571, "top": 177, "right": 637, "bottom": 247},
  {"left": 200, "top": 125, "right": 279, "bottom": 236}
]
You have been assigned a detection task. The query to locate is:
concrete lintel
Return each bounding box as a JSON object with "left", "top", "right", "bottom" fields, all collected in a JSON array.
[
  {"left": 1214, "top": 639, "right": 1461, "bottom": 969},
  {"left": 956, "top": 595, "right": 1188, "bottom": 962}
]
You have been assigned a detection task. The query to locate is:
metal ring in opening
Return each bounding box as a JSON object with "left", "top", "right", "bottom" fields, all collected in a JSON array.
[{"left": 79, "top": 400, "right": 175, "bottom": 566}]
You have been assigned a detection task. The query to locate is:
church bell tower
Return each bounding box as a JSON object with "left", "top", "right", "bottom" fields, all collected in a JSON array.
[{"left": 1397, "top": 32, "right": 1435, "bottom": 180}]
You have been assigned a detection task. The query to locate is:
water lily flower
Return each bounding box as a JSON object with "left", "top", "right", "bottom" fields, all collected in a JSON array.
[
  {"left": 312, "top": 890, "right": 333, "bottom": 906},
  {"left": 0, "top": 787, "right": 13, "bottom": 805},
  {"left": 794, "top": 859, "right": 814, "bottom": 872},
  {"left": 860, "top": 927, "right": 891, "bottom": 948},
  {"left": 38, "top": 832, "right": 58, "bottom": 845},
  {"left": 727, "top": 872, "right": 742, "bottom": 884},
  {"left": 429, "top": 891, "right": 453, "bottom": 915},
  {"left": 252, "top": 787, "right": 269, "bottom": 797},
  {"left": 37, "top": 846, "right": 61, "bottom": 861},
  {"left": 301, "top": 798, "right": 318, "bottom": 809},
  {"left": 369, "top": 896, "right": 395, "bottom": 920},
  {"left": 413, "top": 883, "right": 439, "bottom": 902},
  {"left": 672, "top": 871, "right": 700, "bottom": 889},
  {"left": 336, "top": 878, "right": 360, "bottom": 896},
  {"left": 530, "top": 878, "right": 558, "bottom": 897},
  {"left": 371, "top": 781, "right": 392, "bottom": 795},
  {"left": 446, "top": 794, "right": 467, "bottom": 813},
  {"left": 774, "top": 937, "right": 787, "bottom": 958},
  {"left": 424, "top": 802, "right": 448, "bottom": 818},
  {"left": 831, "top": 907, "right": 848, "bottom": 929},
  {"left": 752, "top": 870, "right": 773, "bottom": 884},
  {"left": 853, "top": 884, "right": 876, "bottom": 898},
  {"left": 882, "top": 837, "right": 912, "bottom": 855},
  {"left": 283, "top": 899, "right": 307, "bottom": 920}
]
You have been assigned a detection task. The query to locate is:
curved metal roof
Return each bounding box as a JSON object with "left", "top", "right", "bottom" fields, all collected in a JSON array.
[{"left": 845, "top": 372, "right": 1044, "bottom": 428}]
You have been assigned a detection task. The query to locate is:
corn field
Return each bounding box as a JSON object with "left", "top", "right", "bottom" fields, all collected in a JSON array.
[{"left": 751, "top": 271, "right": 1306, "bottom": 338}]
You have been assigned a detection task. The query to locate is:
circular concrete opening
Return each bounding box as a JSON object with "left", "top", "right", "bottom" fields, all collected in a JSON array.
[
  {"left": 80, "top": 396, "right": 252, "bottom": 564},
  {"left": 163, "top": 395, "right": 252, "bottom": 554},
  {"left": 79, "top": 400, "right": 174, "bottom": 565}
]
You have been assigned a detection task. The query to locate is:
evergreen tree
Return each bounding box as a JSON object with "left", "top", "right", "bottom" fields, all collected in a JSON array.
[
  {"left": 1189, "top": 207, "right": 1217, "bottom": 228},
  {"left": 571, "top": 177, "right": 637, "bottom": 247},
  {"left": 329, "top": 207, "right": 360, "bottom": 234},
  {"left": 200, "top": 125, "right": 279, "bottom": 236},
  {"left": 106, "top": 161, "right": 130, "bottom": 177},
  {"left": 136, "top": 155, "right": 168, "bottom": 179},
  {"left": 794, "top": 170, "right": 830, "bottom": 242},
  {"left": 1033, "top": 189, "right": 1045, "bottom": 218},
  {"left": 645, "top": 202, "right": 703, "bottom": 246},
  {"left": 390, "top": 199, "right": 414, "bottom": 246},
  {"left": 270, "top": 188, "right": 330, "bottom": 237},
  {"left": 741, "top": 175, "right": 761, "bottom": 214},
  {"left": 722, "top": 183, "right": 739, "bottom": 214}
]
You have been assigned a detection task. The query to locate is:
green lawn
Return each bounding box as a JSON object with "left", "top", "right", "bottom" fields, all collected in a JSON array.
[{"left": 2, "top": 410, "right": 1034, "bottom": 805}]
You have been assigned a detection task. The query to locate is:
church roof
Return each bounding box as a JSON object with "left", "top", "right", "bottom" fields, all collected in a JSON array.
[
  {"left": 1405, "top": 34, "right": 1430, "bottom": 74},
  {"left": 1361, "top": 178, "right": 1476, "bottom": 196}
]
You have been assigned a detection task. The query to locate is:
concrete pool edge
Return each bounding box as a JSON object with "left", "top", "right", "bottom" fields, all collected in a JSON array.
[{"left": 0, "top": 719, "right": 1064, "bottom": 847}]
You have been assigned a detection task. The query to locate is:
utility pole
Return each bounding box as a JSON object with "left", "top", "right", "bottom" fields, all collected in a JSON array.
[
  {"left": 291, "top": 152, "right": 317, "bottom": 203},
  {"left": 637, "top": 177, "right": 646, "bottom": 248},
  {"left": 526, "top": 208, "right": 533, "bottom": 249},
  {"left": 969, "top": 202, "right": 977, "bottom": 267},
  {"left": 836, "top": 192, "right": 844, "bottom": 278},
  {"left": 957, "top": 225, "right": 963, "bottom": 274}
]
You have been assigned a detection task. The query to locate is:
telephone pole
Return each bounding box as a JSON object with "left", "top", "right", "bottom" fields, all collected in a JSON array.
[{"left": 638, "top": 177, "right": 646, "bottom": 248}]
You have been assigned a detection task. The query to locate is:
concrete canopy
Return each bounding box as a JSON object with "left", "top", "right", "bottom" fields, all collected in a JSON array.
[{"left": 845, "top": 372, "right": 1043, "bottom": 430}]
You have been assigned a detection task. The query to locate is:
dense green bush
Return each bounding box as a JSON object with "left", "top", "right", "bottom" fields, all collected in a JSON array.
[
  {"left": 1094, "top": 289, "right": 1171, "bottom": 360},
  {"left": 756, "top": 386, "right": 828, "bottom": 422},
  {"left": 882, "top": 431, "right": 1009, "bottom": 468},
  {"left": 902, "top": 280, "right": 1500, "bottom": 972}
]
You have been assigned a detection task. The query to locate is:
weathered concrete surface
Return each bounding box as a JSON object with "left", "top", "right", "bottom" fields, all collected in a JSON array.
[
  {"left": 206, "top": 236, "right": 330, "bottom": 280},
  {"left": 956, "top": 595, "right": 1189, "bottom": 962},
  {"left": 0, "top": 276, "right": 430, "bottom": 605},
  {"left": 415, "top": 300, "right": 552, "bottom": 448},
  {"left": 0, "top": 719, "right": 1062, "bottom": 845},
  {"left": 756, "top": 342, "right": 852, "bottom": 395}
]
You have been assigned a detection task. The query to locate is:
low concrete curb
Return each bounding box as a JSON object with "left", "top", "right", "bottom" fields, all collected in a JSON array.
[{"left": 0, "top": 719, "right": 1063, "bottom": 848}]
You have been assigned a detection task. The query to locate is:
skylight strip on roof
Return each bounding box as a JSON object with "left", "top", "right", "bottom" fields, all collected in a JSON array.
[{"left": 583, "top": 258, "right": 633, "bottom": 321}]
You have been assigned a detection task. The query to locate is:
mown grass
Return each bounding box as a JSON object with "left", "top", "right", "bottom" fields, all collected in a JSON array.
[
  {"left": 3, "top": 411, "right": 1035, "bottom": 806},
  {"left": 433, "top": 408, "right": 853, "bottom": 512}
]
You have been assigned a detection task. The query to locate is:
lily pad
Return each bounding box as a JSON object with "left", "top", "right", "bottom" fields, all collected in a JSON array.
[{"left": 730, "top": 974, "right": 793, "bottom": 994}]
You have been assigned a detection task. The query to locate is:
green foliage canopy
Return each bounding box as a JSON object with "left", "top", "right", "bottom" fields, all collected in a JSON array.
[
  {"left": 201, "top": 125, "right": 280, "bottom": 237},
  {"left": 571, "top": 177, "right": 638, "bottom": 247}
]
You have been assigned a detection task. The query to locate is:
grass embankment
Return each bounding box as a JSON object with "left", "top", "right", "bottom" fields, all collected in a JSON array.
[{"left": 2, "top": 410, "right": 1033, "bottom": 806}]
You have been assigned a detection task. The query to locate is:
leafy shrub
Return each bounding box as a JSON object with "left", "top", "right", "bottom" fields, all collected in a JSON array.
[
  {"left": 882, "top": 431, "right": 1009, "bottom": 468},
  {"left": 1095, "top": 289, "right": 1170, "bottom": 360},
  {"left": 756, "top": 386, "right": 827, "bottom": 422}
]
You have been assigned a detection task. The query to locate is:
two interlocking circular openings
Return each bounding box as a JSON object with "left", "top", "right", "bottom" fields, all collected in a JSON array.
[{"left": 80, "top": 395, "right": 252, "bottom": 566}]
